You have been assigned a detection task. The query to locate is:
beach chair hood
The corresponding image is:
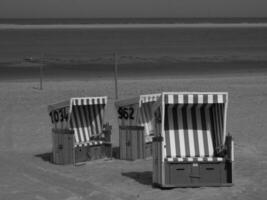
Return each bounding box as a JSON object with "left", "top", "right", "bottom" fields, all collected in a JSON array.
[{"left": 153, "top": 92, "right": 228, "bottom": 159}]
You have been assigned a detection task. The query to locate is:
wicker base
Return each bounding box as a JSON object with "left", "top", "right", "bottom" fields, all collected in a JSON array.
[{"left": 155, "top": 161, "right": 232, "bottom": 188}]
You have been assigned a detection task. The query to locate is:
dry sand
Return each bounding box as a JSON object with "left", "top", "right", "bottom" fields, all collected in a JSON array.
[{"left": 0, "top": 73, "right": 267, "bottom": 199}]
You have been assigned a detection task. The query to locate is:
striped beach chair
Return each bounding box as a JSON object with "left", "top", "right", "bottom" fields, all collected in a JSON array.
[
  {"left": 115, "top": 93, "right": 161, "bottom": 160},
  {"left": 152, "top": 92, "right": 234, "bottom": 187},
  {"left": 48, "top": 96, "right": 112, "bottom": 164}
]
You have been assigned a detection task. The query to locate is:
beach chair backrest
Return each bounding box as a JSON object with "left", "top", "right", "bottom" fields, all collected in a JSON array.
[
  {"left": 69, "top": 97, "right": 107, "bottom": 145},
  {"left": 164, "top": 104, "right": 214, "bottom": 158},
  {"left": 160, "top": 93, "right": 228, "bottom": 158},
  {"left": 138, "top": 94, "right": 161, "bottom": 137}
]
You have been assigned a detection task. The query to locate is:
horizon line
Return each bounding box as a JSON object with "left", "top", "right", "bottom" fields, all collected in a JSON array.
[{"left": 1, "top": 23, "right": 267, "bottom": 30}]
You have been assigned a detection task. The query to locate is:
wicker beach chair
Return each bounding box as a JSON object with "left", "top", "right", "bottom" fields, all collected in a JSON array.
[
  {"left": 48, "top": 96, "right": 112, "bottom": 164},
  {"left": 152, "top": 92, "right": 234, "bottom": 187},
  {"left": 115, "top": 93, "right": 161, "bottom": 160}
]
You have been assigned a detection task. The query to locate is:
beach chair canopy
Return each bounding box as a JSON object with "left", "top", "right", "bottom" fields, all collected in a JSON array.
[
  {"left": 138, "top": 94, "right": 161, "bottom": 137},
  {"left": 153, "top": 92, "right": 228, "bottom": 162},
  {"left": 48, "top": 96, "right": 107, "bottom": 146},
  {"left": 115, "top": 93, "right": 161, "bottom": 142}
]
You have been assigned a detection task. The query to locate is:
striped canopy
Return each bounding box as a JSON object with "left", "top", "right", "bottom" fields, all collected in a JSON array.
[
  {"left": 139, "top": 93, "right": 161, "bottom": 106},
  {"left": 48, "top": 96, "right": 107, "bottom": 146},
  {"left": 138, "top": 94, "right": 161, "bottom": 141},
  {"left": 164, "top": 93, "right": 227, "bottom": 104},
  {"left": 154, "top": 92, "right": 228, "bottom": 159}
]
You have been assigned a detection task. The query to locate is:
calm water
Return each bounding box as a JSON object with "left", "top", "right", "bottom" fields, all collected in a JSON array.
[
  {"left": 1, "top": 17, "right": 267, "bottom": 24},
  {"left": 0, "top": 18, "right": 267, "bottom": 80}
]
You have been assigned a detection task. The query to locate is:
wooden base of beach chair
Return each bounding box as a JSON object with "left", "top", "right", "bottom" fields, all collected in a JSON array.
[
  {"left": 119, "top": 126, "right": 152, "bottom": 160},
  {"left": 52, "top": 128, "right": 112, "bottom": 165},
  {"left": 152, "top": 136, "right": 234, "bottom": 188},
  {"left": 154, "top": 161, "right": 232, "bottom": 188},
  {"left": 52, "top": 129, "right": 74, "bottom": 165}
]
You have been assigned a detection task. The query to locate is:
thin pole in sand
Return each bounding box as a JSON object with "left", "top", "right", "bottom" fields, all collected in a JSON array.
[
  {"left": 113, "top": 52, "right": 119, "bottom": 99},
  {"left": 39, "top": 64, "right": 43, "bottom": 90},
  {"left": 24, "top": 56, "right": 44, "bottom": 90}
]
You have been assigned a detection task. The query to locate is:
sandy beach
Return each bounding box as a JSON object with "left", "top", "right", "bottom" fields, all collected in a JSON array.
[
  {"left": 0, "top": 22, "right": 267, "bottom": 199},
  {"left": 0, "top": 72, "right": 267, "bottom": 199}
]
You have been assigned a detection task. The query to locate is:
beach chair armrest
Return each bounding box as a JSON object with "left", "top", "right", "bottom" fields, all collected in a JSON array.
[
  {"left": 102, "top": 123, "right": 112, "bottom": 142},
  {"left": 225, "top": 134, "right": 234, "bottom": 162}
]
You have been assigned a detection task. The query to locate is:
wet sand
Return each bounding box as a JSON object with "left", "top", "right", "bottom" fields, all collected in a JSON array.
[{"left": 1, "top": 60, "right": 267, "bottom": 81}]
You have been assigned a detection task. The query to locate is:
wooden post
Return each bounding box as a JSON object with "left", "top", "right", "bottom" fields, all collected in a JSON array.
[
  {"left": 113, "top": 52, "right": 118, "bottom": 99},
  {"left": 24, "top": 56, "right": 44, "bottom": 90}
]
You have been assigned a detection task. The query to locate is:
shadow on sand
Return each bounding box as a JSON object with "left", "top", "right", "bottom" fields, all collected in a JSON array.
[
  {"left": 121, "top": 171, "right": 152, "bottom": 186},
  {"left": 35, "top": 152, "right": 53, "bottom": 163}
]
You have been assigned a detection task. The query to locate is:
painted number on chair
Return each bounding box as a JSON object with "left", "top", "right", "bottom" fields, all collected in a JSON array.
[
  {"left": 49, "top": 107, "right": 68, "bottom": 124},
  {"left": 118, "top": 107, "right": 134, "bottom": 120}
]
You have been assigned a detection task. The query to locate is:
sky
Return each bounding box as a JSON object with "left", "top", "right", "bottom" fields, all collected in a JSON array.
[{"left": 0, "top": 0, "right": 267, "bottom": 18}]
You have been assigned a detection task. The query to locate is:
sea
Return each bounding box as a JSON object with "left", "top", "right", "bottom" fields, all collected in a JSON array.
[{"left": 0, "top": 18, "right": 267, "bottom": 80}]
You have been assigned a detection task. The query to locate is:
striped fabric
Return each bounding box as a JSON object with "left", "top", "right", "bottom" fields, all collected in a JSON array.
[
  {"left": 139, "top": 94, "right": 161, "bottom": 142},
  {"left": 164, "top": 93, "right": 227, "bottom": 104},
  {"left": 74, "top": 141, "right": 104, "bottom": 147},
  {"left": 139, "top": 93, "right": 161, "bottom": 105},
  {"left": 164, "top": 104, "right": 215, "bottom": 158},
  {"left": 165, "top": 157, "right": 224, "bottom": 162},
  {"left": 71, "top": 97, "right": 107, "bottom": 105},
  {"left": 69, "top": 97, "right": 107, "bottom": 146},
  {"left": 139, "top": 103, "right": 154, "bottom": 142}
]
